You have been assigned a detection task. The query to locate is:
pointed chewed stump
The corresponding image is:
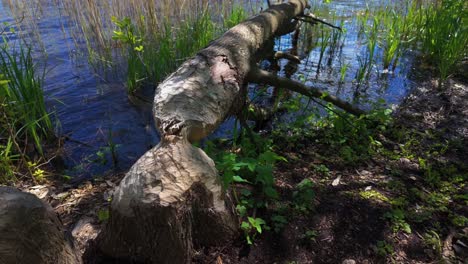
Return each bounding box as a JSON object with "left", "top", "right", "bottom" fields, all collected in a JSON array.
[
  {"left": 97, "top": 0, "right": 363, "bottom": 263},
  {"left": 97, "top": 136, "right": 238, "bottom": 263}
]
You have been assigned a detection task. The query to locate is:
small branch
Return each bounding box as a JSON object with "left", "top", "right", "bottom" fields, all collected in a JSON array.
[
  {"left": 247, "top": 68, "right": 365, "bottom": 116},
  {"left": 274, "top": 51, "right": 301, "bottom": 64},
  {"left": 0, "top": 15, "right": 25, "bottom": 35},
  {"left": 297, "top": 13, "right": 342, "bottom": 31}
]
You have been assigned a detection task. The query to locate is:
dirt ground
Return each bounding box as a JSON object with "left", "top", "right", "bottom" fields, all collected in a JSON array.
[{"left": 18, "top": 77, "right": 467, "bottom": 264}]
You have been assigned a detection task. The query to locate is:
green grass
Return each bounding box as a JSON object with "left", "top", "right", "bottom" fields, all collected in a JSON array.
[
  {"left": 111, "top": 11, "right": 216, "bottom": 93},
  {"left": 317, "top": 26, "right": 332, "bottom": 72},
  {"left": 379, "top": 8, "right": 403, "bottom": 70},
  {"left": 356, "top": 0, "right": 466, "bottom": 85},
  {"left": 0, "top": 43, "right": 54, "bottom": 183},
  {"left": 420, "top": 0, "right": 467, "bottom": 86},
  {"left": 111, "top": 5, "right": 248, "bottom": 94},
  {"left": 224, "top": 5, "right": 248, "bottom": 29},
  {"left": 0, "top": 44, "right": 53, "bottom": 154}
]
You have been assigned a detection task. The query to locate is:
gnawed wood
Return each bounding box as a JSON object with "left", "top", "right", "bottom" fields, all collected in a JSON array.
[
  {"left": 98, "top": 135, "right": 237, "bottom": 263},
  {"left": 98, "top": 1, "right": 363, "bottom": 262},
  {"left": 153, "top": 0, "right": 309, "bottom": 141},
  {"left": 0, "top": 187, "right": 81, "bottom": 264}
]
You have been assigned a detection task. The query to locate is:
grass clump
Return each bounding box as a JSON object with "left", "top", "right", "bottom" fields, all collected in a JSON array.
[
  {"left": 0, "top": 43, "right": 54, "bottom": 183},
  {"left": 111, "top": 5, "right": 249, "bottom": 94},
  {"left": 224, "top": 5, "right": 248, "bottom": 29},
  {"left": 419, "top": 0, "right": 467, "bottom": 86},
  {"left": 111, "top": 12, "right": 216, "bottom": 93}
]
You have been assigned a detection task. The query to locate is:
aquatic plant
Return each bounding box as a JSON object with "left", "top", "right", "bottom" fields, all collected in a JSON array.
[
  {"left": 111, "top": 16, "right": 145, "bottom": 93},
  {"left": 379, "top": 8, "right": 403, "bottom": 70},
  {"left": 339, "top": 63, "right": 349, "bottom": 83},
  {"left": 224, "top": 5, "right": 248, "bottom": 29},
  {"left": 111, "top": 10, "right": 217, "bottom": 93},
  {"left": 327, "top": 18, "right": 344, "bottom": 62},
  {"left": 0, "top": 44, "right": 53, "bottom": 154},
  {"left": 420, "top": 0, "right": 467, "bottom": 87},
  {"left": 317, "top": 26, "right": 332, "bottom": 73}
]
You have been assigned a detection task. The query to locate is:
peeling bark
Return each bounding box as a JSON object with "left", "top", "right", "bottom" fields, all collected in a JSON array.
[
  {"left": 0, "top": 187, "right": 81, "bottom": 264},
  {"left": 153, "top": 0, "right": 309, "bottom": 141}
]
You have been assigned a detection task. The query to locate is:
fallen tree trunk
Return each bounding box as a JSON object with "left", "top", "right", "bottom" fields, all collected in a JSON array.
[
  {"left": 0, "top": 187, "right": 81, "bottom": 264},
  {"left": 98, "top": 1, "right": 362, "bottom": 262}
]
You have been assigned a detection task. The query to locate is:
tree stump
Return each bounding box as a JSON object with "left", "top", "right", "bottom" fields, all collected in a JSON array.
[
  {"left": 98, "top": 1, "right": 310, "bottom": 263},
  {"left": 0, "top": 186, "right": 81, "bottom": 264}
]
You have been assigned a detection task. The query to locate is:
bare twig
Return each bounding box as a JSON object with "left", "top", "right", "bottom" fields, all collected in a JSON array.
[
  {"left": 0, "top": 15, "right": 25, "bottom": 36},
  {"left": 297, "top": 13, "right": 342, "bottom": 31},
  {"left": 274, "top": 51, "right": 301, "bottom": 63}
]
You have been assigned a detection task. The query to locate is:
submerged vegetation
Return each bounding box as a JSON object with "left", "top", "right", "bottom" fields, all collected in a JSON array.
[{"left": 304, "top": 0, "right": 467, "bottom": 92}]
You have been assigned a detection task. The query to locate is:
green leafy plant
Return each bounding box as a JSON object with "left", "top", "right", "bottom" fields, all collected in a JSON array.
[
  {"left": 423, "top": 230, "right": 442, "bottom": 256},
  {"left": 420, "top": 0, "right": 467, "bottom": 87},
  {"left": 111, "top": 16, "right": 145, "bottom": 94},
  {"left": 383, "top": 208, "right": 411, "bottom": 234},
  {"left": 271, "top": 214, "right": 288, "bottom": 233},
  {"left": 224, "top": 5, "right": 247, "bottom": 28},
  {"left": 375, "top": 240, "right": 394, "bottom": 257},
  {"left": 360, "top": 189, "right": 390, "bottom": 203},
  {"left": 293, "top": 179, "right": 315, "bottom": 212},
  {"left": 0, "top": 136, "right": 18, "bottom": 183},
  {"left": 0, "top": 44, "right": 53, "bottom": 154},
  {"left": 339, "top": 63, "right": 349, "bottom": 83},
  {"left": 302, "top": 229, "right": 318, "bottom": 242},
  {"left": 312, "top": 164, "right": 330, "bottom": 176},
  {"left": 241, "top": 217, "right": 267, "bottom": 245},
  {"left": 207, "top": 128, "right": 287, "bottom": 244}
]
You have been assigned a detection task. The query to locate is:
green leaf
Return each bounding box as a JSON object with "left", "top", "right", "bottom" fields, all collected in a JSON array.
[
  {"left": 246, "top": 235, "right": 253, "bottom": 245},
  {"left": 233, "top": 175, "right": 250, "bottom": 183},
  {"left": 255, "top": 165, "right": 274, "bottom": 185},
  {"left": 271, "top": 215, "right": 288, "bottom": 224},
  {"left": 240, "top": 189, "right": 252, "bottom": 197},
  {"left": 134, "top": 45, "right": 144, "bottom": 52},
  {"left": 236, "top": 205, "right": 247, "bottom": 217},
  {"left": 241, "top": 221, "right": 250, "bottom": 231},
  {"left": 242, "top": 158, "right": 257, "bottom": 171},
  {"left": 222, "top": 170, "right": 235, "bottom": 187},
  {"left": 98, "top": 209, "right": 110, "bottom": 222},
  {"left": 264, "top": 186, "right": 278, "bottom": 199},
  {"left": 401, "top": 223, "right": 412, "bottom": 234},
  {"left": 248, "top": 217, "right": 266, "bottom": 234},
  {"left": 259, "top": 151, "right": 286, "bottom": 164}
]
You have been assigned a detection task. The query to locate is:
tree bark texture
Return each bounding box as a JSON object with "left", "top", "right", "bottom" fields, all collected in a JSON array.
[
  {"left": 98, "top": 1, "right": 310, "bottom": 263},
  {"left": 0, "top": 187, "right": 81, "bottom": 264}
]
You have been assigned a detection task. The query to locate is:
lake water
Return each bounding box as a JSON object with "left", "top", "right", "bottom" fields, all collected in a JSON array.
[{"left": 0, "top": 0, "right": 418, "bottom": 181}]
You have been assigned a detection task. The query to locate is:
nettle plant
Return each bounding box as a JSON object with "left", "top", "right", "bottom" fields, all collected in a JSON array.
[{"left": 206, "top": 129, "right": 286, "bottom": 244}]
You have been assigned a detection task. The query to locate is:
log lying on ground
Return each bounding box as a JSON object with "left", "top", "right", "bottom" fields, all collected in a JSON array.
[
  {"left": 98, "top": 0, "right": 362, "bottom": 262},
  {"left": 0, "top": 187, "right": 81, "bottom": 264}
]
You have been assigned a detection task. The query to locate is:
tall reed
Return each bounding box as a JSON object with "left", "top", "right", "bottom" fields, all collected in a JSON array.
[
  {"left": 0, "top": 43, "right": 53, "bottom": 154},
  {"left": 420, "top": 0, "right": 467, "bottom": 86}
]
